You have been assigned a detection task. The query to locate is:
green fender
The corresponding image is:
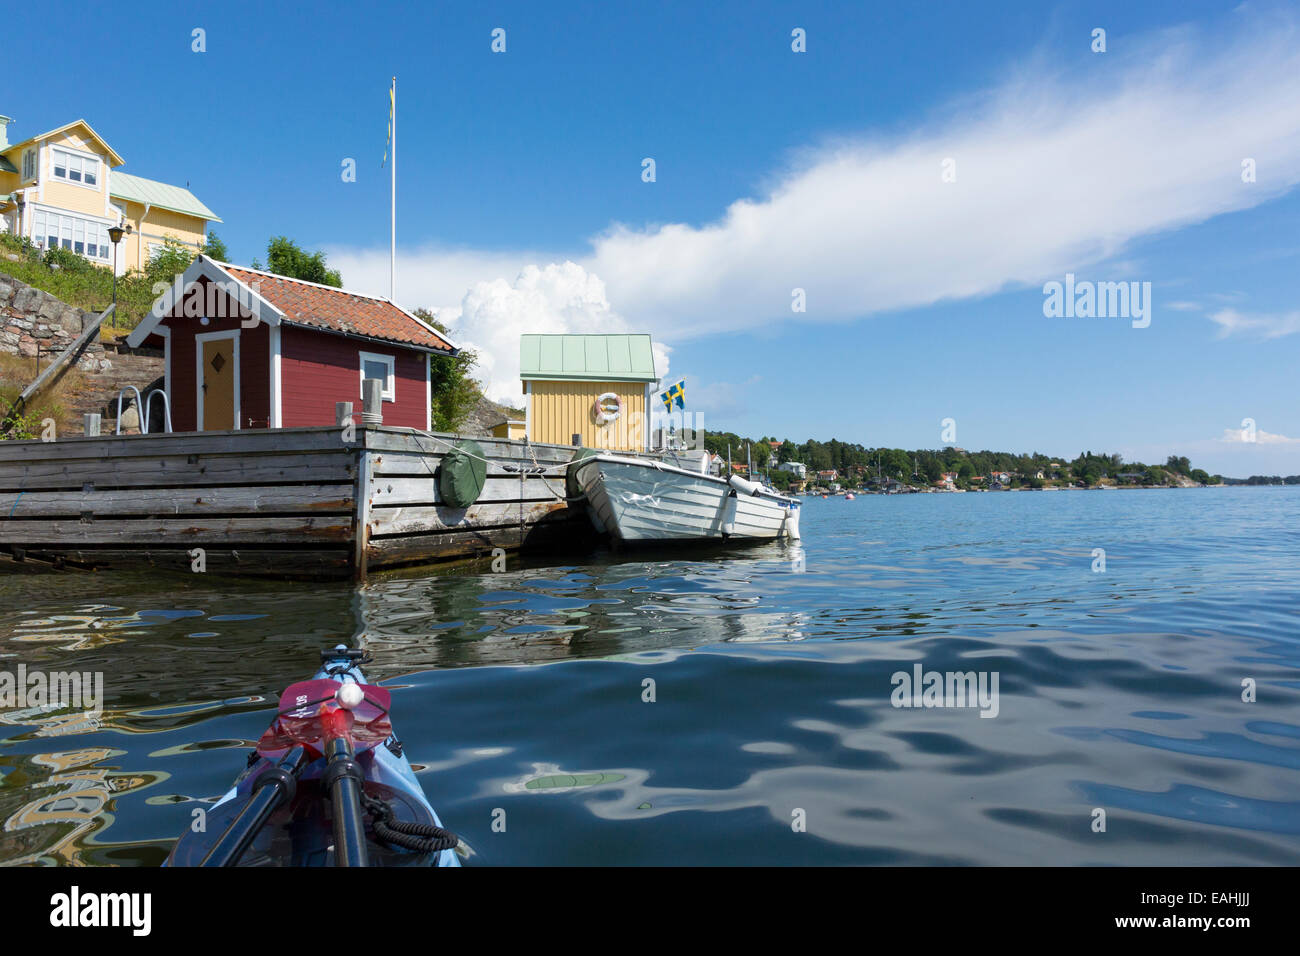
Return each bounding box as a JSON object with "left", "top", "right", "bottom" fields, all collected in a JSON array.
[{"left": 439, "top": 439, "right": 488, "bottom": 508}]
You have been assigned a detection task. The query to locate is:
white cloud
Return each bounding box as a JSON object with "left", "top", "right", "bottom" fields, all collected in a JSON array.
[
  {"left": 330, "top": 14, "right": 1300, "bottom": 366},
  {"left": 1208, "top": 308, "right": 1300, "bottom": 339},
  {"left": 402, "top": 261, "right": 671, "bottom": 404},
  {"left": 1218, "top": 426, "right": 1300, "bottom": 444}
]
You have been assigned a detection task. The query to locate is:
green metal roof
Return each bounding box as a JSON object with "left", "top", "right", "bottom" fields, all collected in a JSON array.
[
  {"left": 519, "top": 333, "right": 657, "bottom": 383},
  {"left": 0, "top": 154, "right": 16, "bottom": 174},
  {"left": 110, "top": 171, "right": 222, "bottom": 222}
]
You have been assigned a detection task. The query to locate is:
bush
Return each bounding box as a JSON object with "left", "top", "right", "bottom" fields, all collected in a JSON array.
[{"left": 42, "top": 244, "right": 96, "bottom": 273}]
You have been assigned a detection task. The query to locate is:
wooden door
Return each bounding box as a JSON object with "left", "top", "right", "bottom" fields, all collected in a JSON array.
[{"left": 201, "top": 337, "right": 236, "bottom": 430}]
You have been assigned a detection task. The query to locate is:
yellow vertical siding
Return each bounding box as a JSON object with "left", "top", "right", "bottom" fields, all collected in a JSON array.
[{"left": 527, "top": 380, "right": 647, "bottom": 451}]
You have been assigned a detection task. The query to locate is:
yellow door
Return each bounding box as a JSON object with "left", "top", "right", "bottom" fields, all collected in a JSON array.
[{"left": 201, "top": 338, "right": 236, "bottom": 430}]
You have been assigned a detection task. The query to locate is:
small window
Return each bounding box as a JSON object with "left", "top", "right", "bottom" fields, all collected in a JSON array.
[
  {"left": 50, "top": 149, "right": 98, "bottom": 188},
  {"left": 359, "top": 351, "right": 395, "bottom": 402},
  {"left": 22, "top": 149, "right": 35, "bottom": 180}
]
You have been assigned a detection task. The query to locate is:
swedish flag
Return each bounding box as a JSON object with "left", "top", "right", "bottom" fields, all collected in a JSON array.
[{"left": 659, "top": 380, "right": 686, "bottom": 411}]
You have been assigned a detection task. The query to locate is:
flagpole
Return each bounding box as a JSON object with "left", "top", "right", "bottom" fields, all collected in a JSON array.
[{"left": 390, "top": 76, "right": 396, "bottom": 301}]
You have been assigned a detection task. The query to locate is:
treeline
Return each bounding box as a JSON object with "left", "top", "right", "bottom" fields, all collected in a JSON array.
[
  {"left": 1223, "top": 475, "right": 1300, "bottom": 485},
  {"left": 702, "top": 431, "right": 1222, "bottom": 488}
]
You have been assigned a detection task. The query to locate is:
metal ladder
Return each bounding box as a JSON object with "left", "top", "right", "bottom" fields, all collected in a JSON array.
[{"left": 115, "top": 386, "right": 172, "bottom": 435}]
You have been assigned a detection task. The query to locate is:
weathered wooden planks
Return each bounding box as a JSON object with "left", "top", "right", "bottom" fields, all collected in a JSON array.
[
  {"left": 0, "top": 485, "right": 352, "bottom": 517},
  {"left": 0, "top": 425, "right": 591, "bottom": 578},
  {"left": 0, "top": 451, "right": 356, "bottom": 491},
  {"left": 0, "top": 515, "right": 353, "bottom": 545}
]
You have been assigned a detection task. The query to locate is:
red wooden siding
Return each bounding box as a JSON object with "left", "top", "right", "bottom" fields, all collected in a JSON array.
[
  {"left": 162, "top": 277, "right": 270, "bottom": 431},
  {"left": 280, "top": 325, "right": 427, "bottom": 429}
]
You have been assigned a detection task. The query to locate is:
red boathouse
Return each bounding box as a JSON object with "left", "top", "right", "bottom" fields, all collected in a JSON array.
[{"left": 126, "top": 256, "right": 456, "bottom": 432}]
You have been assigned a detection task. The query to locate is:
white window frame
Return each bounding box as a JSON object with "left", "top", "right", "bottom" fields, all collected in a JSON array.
[
  {"left": 30, "top": 207, "right": 112, "bottom": 261},
  {"left": 195, "top": 329, "right": 242, "bottom": 432},
  {"left": 359, "top": 351, "right": 396, "bottom": 402},
  {"left": 50, "top": 147, "right": 100, "bottom": 189}
]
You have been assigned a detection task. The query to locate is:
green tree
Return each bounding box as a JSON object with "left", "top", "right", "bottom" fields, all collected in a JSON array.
[
  {"left": 145, "top": 236, "right": 198, "bottom": 282},
  {"left": 202, "top": 231, "right": 230, "bottom": 261},
  {"left": 262, "top": 236, "right": 342, "bottom": 287},
  {"left": 413, "top": 309, "right": 482, "bottom": 431}
]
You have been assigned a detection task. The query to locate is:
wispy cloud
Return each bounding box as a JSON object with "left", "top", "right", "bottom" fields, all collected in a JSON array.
[
  {"left": 331, "top": 12, "right": 1300, "bottom": 392},
  {"left": 1208, "top": 308, "right": 1300, "bottom": 339},
  {"left": 1219, "top": 426, "right": 1300, "bottom": 444}
]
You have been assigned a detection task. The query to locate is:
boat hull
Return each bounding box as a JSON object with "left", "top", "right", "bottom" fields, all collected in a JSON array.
[
  {"left": 165, "top": 656, "right": 459, "bottom": 867},
  {"left": 574, "top": 455, "right": 800, "bottom": 543}
]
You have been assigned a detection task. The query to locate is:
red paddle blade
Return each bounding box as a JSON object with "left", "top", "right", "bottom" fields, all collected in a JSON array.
[{"left": 256, "top": 680, "right": 394, "bottom": 757}]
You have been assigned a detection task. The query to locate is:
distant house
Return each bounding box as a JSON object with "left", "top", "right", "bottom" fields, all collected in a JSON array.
[
  {"left": 0, "top": 115, "right": 220, "bottom": 274},
  {"left": 767, "top": 440, "right": 783, "bottom": 467},
  {"left": 937, "top": 471, "right": 958, "bottom": 490},
  {"left": 490, "top": 419, "right": 527, "bottom": 440},
  {"left": 1034, "top": 470, "right": 1045, "bottom": 480},
  {"left": 126, "top": 256, "right": 456, "bottom": 431},
  {"left": 992, "top": 471, "right": 1011, "bottom": 484},
  {"left": 779, "top": 461, "right": 807, "bottom": 479},
  {"left": 816, "top": 469, "right": 839, "bottom": 482}
]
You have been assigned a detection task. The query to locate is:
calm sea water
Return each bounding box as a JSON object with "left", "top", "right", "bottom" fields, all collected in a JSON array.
[{"left": 1, "top": 487, "right": 1297, "bottom": 866}]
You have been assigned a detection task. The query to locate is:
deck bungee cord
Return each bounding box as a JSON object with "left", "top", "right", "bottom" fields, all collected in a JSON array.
[{"left": 166, "top": 646, "right": 461, "bottom": 868}]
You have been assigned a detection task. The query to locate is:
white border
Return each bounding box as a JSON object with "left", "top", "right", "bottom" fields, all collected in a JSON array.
[
  {"left": 269, "top": 324, "right": 282, "bottom": 428},
  {"left": 358, "top": 350, "right": 395, "bottom": 402},
  {"left": 195, "top": 329, "right": 241, "bottom": 431}
]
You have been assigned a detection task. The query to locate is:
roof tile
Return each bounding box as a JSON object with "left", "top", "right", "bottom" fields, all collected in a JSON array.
[{"left": 222, "top": 264, "right": 454, "bottom": 353}]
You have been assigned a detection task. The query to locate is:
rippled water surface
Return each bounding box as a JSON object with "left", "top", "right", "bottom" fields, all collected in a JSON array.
[{"left": 2, "top": 487, "right": 1298, "bottom": 865}]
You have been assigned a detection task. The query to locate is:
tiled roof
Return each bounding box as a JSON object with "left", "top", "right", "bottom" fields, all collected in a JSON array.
[{"left": 222, "top": 264, "right": 455, "bottom": 353}]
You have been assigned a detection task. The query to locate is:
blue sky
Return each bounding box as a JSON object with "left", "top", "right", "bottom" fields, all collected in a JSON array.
[{"left": 7, "top": 0, "right": 1299, "bottom": 474}]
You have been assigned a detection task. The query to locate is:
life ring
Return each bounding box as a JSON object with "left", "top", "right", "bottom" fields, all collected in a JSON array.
[{"left": 593, "top": 392, "right": 622, "bottom": 425}]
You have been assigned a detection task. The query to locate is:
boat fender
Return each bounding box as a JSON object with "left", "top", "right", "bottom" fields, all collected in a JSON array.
[
  {"left": 593, "top": 392, "right": 622, "bottom": 425},
  {"left": 566, "top": 446, "right": 601, "bottom": 499},
  {"left": 728, "top": 474, "right": 762, "bottom": 496},
  {"left": 438, "top": 439, "right": 488, "bottom": 508}
]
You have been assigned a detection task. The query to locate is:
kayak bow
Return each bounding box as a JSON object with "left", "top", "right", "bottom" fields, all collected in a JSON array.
[{"left": 167, "top": 646, "right": 460, "bottom": 867}]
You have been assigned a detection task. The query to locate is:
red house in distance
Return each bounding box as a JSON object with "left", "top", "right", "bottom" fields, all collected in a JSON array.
[{"left": 126, "top": 256, "right": 456, "bottom": 432}]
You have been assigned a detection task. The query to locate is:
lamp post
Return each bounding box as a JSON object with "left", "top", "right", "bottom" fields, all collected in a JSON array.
[{"left": 107, "top": 223, "right": 131, "bottom": 329}]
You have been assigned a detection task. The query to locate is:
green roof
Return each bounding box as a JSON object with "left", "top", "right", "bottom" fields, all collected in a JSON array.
[
  {"left": 0, "top": 154, "right": 16, "bottom": 174},
  {"left": 110, "top": 171, "right": 221, "bottom": 222},
  {"left": 519, "top": 334, "right": 657, "bottom": 383}
]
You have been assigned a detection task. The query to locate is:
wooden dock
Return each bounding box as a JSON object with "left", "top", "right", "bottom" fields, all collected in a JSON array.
[{"left": 0, "top": 425, "right": 591, "bottom": 579}]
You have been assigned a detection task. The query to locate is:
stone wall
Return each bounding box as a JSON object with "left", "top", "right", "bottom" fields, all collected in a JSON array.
[{"left": 0, "top": 271, "right": 112, "bottom": 373}]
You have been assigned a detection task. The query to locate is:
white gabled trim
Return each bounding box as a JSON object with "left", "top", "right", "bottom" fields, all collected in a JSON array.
[
  {"left": 208, "top": 260, "right": 458, "bottom": 354},
  {"left": 195, "top": 329, "right": 241, "bottom": 431},
  {"left": 158, "top": 324, "right": 172, "bottom": 420},
  {"left": 125, "top": 254, "right": 285, "bottom": 348},
  {"left": 269, "top": 324, "right": 282, "bottom": 428}
]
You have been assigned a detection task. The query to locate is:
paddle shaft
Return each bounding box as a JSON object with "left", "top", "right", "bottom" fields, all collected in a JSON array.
[
  {"left": 201, "top": 746, "right": 308, "bottom": 867},
  {"left": 324, "top": 733, "right": 370, "bottom": 867}
]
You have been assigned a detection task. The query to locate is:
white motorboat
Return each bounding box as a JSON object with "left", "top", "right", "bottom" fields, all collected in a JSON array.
[{"left": 571, "top": 452, "right": 801, "bottom": 544}]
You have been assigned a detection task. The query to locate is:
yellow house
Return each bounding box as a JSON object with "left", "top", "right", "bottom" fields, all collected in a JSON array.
[
  {"left": 520, "top": 334, "right": 658, "bottom": 452},
  {"left": 0, "top": 115, "right": 220, "bottom": 274},
  {"left": 490, "top": 419, "right": 527, "bottom": 440}
]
